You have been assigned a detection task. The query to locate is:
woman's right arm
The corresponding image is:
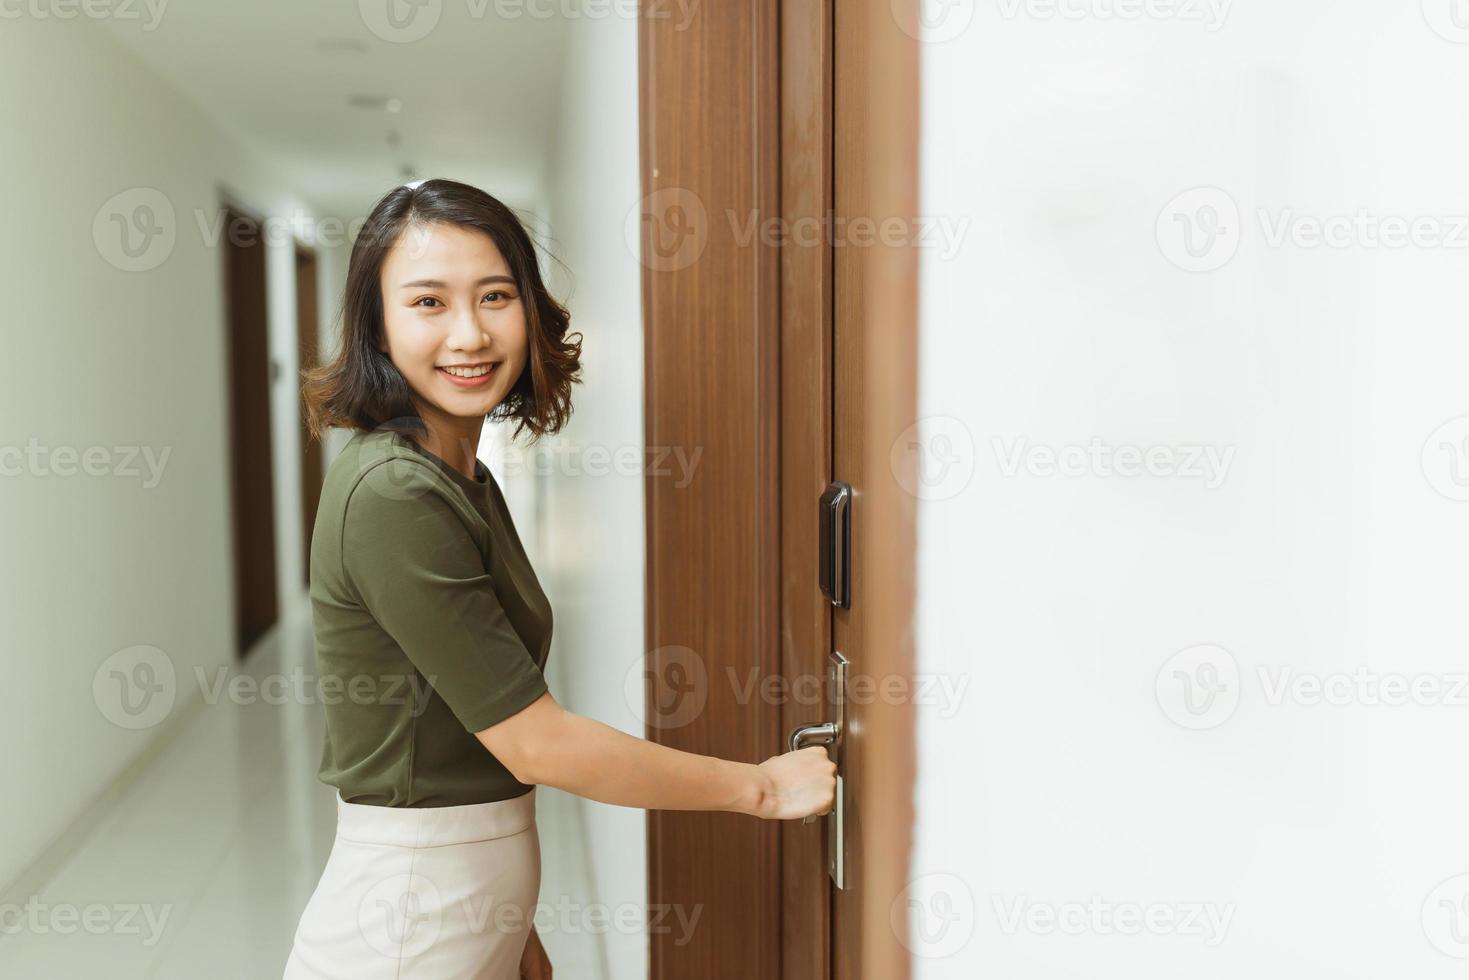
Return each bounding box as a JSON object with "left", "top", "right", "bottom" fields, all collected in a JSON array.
[{"left": 475, "top": 691, "right": 837, "bottom": 821}]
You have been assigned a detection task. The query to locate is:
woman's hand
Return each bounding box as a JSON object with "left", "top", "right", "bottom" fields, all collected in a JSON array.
[
  {"left": 751, "top": 746, "right": 837, "bottom": 820},
  {"left": 519, "top": 924, "right": 552, "bottom": 980}
]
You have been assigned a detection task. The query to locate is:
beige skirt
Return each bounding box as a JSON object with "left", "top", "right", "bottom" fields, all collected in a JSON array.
[{"left": 282, "top": 788, "right": 540, "bottom": 980}]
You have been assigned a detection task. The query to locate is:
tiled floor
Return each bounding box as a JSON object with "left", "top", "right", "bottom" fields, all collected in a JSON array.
[{"left": 0, "top": 599, "right": 605, "bottom": 979}]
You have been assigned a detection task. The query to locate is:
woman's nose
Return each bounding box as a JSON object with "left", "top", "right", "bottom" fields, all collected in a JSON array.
[{"left": 447, "top": 306, "right": 488, "bottom": 349}]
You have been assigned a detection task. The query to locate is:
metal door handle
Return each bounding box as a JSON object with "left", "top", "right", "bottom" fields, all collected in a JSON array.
[
  {"left": 782, "top": 651, "right": 848, "bottom": 888},
  {"left": 788, "top": 721, "right": 838, "bottom": 753}
]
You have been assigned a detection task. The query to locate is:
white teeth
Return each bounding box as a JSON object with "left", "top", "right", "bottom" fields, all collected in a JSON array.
[{"left": 442, "top": 364, "right": 493, "bottom": 378}]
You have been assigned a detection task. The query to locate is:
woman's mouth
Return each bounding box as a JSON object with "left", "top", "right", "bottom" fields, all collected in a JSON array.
[{"left": 436, "top": 362, "right": 499, "bottom": 389}]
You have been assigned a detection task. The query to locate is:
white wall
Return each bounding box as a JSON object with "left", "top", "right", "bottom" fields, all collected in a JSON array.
[
  {"left": 493, "top": 12, "right": 647, "bottom": 980},
  {"left": 0, "top": 18, "right": 327, "bottom": 893},
  {"left": 911, "top": 2, "right": 1469, "bottom": 977}
]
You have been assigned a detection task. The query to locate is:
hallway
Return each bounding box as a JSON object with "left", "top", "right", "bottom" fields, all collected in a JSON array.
[
  {"left": 0, "top": 601, "right": 605, "bottom": 979},
  {"left": 1, "top": 6, "right": 645, "bottom": 978}
]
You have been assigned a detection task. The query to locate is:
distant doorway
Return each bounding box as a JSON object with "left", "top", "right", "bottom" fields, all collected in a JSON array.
[
  {"left": 222, "top": 203, "right": 278, "bottom": 656},
  {"left": 296, "top": 244, "right": 323, "bottom": 587}
]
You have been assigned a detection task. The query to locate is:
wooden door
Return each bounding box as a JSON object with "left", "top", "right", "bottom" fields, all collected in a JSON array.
[
  {"left": 642, "top": 2, "right": 917, "bottom": 977},
  {"left": 781, "top": 2, "right": 920, "bottom": 979},
  {"left": 827, "top": 3, "right": 920, "bottom": 978},
  {"left": 223, "top": 204, "right": 278, "bottom": 656},
  {"left": 296, "top": 244, "right": 323, "bottom": 586}
]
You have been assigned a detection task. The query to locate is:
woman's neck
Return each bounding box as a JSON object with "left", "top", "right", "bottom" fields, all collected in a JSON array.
[{"left": 412, "top": 413, "right": 482, "bottom": 482}]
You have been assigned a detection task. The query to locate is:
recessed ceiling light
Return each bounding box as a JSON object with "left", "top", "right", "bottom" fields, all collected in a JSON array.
[{"left": 348, "top": 94, "right": 400, "bottom": 111}]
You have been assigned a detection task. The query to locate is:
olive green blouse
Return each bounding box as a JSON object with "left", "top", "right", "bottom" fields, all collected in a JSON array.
[{"left": 309, "top": 427, "right": 551, "bottom": 807}]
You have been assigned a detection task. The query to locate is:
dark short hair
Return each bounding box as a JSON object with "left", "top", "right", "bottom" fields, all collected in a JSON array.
[{"left": 302, "top": 178, "right": 583, "bottom": 442}]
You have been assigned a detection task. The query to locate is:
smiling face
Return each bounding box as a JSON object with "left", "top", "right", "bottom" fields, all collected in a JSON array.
[{"left": 377, "top": 220, "right": 529, "bottom": 438}]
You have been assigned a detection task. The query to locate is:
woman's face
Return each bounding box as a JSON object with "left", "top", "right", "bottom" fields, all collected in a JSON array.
[{"left": 377, "top": 221, "right": 529, "bottom": 424}]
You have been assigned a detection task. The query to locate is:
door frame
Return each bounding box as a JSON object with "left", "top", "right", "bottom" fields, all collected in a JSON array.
[
  {"left": 640, "top": 2, "right": 920, "bottom": 977},
  {"left": 220, "top": 199, "right": 279, "bottom": 657}
]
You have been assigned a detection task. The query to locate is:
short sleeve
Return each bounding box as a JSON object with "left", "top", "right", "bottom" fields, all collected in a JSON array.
[{"left": 339, "top": 460, "right": 548, "bottom": 733}]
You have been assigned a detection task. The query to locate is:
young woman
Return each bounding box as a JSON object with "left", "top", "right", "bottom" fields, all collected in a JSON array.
[{"left": 282, "top": 179, "right": 836, "bottom": 980}]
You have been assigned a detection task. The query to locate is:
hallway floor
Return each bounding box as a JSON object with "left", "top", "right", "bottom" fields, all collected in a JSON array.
[{"left": 0, "top": 600, "right": 605, "bottom": 979}]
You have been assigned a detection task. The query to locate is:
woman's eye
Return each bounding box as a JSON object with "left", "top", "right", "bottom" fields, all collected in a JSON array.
[
  {"left": 414, "top": 297, "right": 441, "bottom": 308},
  {"left": 484, "top": 291, "right": 515, "bottom": 303}
]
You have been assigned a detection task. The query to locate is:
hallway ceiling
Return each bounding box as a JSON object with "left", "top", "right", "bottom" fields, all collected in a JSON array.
[{"left": 93, "top": 1, "right": 568, "bottom": 219}]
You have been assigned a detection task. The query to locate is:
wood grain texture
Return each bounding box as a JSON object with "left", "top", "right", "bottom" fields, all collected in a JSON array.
[
  {"left": 832, "top": 2, "right": 920, "bottom": 979},
  {"left": 779, "top": 0, "right": 835, "bottom": 977},
  {"left": 640, "top": 2, "right": 783, "bottom": 977}
]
